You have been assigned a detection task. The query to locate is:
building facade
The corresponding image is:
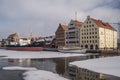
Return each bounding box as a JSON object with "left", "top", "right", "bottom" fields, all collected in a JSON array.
[
  {"left": 7, "top": 33, "right": 20, "bottom": 45},
  {"left": 55, "top": 24, "right": 67, "bottom": 48},
  {"left": 80, "top": 16, "right": 117, "bottom": 50},
  {"left": 66, "top": 20, "right": 83, "bottom": 47}
]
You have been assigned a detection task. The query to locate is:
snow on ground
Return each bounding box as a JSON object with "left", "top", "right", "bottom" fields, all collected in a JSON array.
[
  {"left": 70, "top": 56, "right": 120, "bottom": 77},
  {"left": 23, "top": 70, "right": 69, "bottom": 80},
  {"left": 0, "top": 49, "right": 85, "bottom": 59},
  {"left": 3, "top": 66, "right": 37, "bottom": 70}
]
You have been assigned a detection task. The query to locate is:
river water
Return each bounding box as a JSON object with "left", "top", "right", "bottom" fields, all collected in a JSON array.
[
  {"left": 0, "top": 50, "right": 120, "bottom": 80},
  {"left": 0, "top": 52, "right": 88, "bottom": 80}
]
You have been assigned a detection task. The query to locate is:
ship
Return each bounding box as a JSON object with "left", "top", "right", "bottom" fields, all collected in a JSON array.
[
  {"left": 6, "top": 41, "right": 44, "bottom": 51},
  {"left": 58, "top": 47, "right": 86, "bottom": 53}
]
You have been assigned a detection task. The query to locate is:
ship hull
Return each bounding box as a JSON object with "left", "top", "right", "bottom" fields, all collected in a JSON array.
[{"left": 6, "top": 47, "right": 43, "bottom": 51}]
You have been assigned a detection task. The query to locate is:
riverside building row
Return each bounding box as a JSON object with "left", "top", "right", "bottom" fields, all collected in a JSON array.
[{"left": 55, "top": 16, "right": 117, "bottom": 50}]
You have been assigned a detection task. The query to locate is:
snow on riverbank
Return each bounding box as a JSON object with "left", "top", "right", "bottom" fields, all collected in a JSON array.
[
  {"left": 0, "top": 49, "right": 85, "bottom": 59},
  {"left": 23, "top": 70, "right": 69, "bottom": 80},
  {"left": 3, "top": 66, "right": 37, "bottom": 70},
  {"left": 70, "top": 56, "right": 120, "bottom": 77}
]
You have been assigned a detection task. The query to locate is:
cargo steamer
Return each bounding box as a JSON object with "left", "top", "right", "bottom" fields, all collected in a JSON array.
[
  {"left": 6, "top": 41, "right": 44, "bottom": 51},
  {"left": 6, "top": 47, "right": 43, "bottom": 51}
]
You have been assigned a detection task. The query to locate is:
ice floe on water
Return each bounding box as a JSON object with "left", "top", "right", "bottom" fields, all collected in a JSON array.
[
  {"left": 2, "top": 66, "right": 69, "bottom": 80},
  {"left": 70, "top": 56, "right": 120, "bottom": 77},
  {"left": 0, "top": 49, "right": 85, "bottom": 59},
  {"left": 3, "top": 66, "right": 37, "bottom": 71},
  {"left": 23, "top": 70, "right": 69, "bottom": 80}
]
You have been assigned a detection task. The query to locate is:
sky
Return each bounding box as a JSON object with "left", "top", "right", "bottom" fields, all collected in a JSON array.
[{"left": 0, "top": 0, "right": 120, "bottom": 40}]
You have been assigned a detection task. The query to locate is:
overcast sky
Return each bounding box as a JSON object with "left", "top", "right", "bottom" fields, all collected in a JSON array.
[{"left": 0, "top": 0, "right": 120, "bottom": 40}]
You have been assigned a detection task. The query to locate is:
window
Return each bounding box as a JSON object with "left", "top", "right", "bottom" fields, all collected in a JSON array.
[
  {"left": 87, "top": 40, "right": 88, "bottom": 43},
  {"left": 101, "top": 32, "right": 103, "bottom": 35},
  {"left": 95, "top": 40, "right": 97, "bottom": 43},
  {"left": 89, "top": 25, "right": 91, "bottom": 27},
  {"left": 81, "top": 45, "right": 83, "bottom": 47},
  {"left": 90, "top": 40, "right": 91, "bottom": 43},
  {"left": 90, "top": 32, "right": 91, "bottom": 34}
]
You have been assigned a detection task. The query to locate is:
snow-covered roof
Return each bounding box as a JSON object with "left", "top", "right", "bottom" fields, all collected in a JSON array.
[{"left": 70, "top": 56, "right": 120, "bottom": 77}]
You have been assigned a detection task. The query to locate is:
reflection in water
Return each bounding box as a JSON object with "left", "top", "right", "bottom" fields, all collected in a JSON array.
[
  {"left": 0, "top": 54, "right": 120, "bottom": 80},
  {"left": 6, "top": 58, "right": 67, "bottom": 77}
]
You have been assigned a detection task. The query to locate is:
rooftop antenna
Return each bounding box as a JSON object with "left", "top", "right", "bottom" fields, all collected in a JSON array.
[{"left": 75, "top": 11, "right": 77, "bottom": 21}]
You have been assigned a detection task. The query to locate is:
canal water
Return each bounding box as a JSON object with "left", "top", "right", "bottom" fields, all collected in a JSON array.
[
  {"left": 0, "top": 54, "right": 88, "bottom": 80},
  {"left": 0, "top": 52, "right": 120, "bottom": 80}
]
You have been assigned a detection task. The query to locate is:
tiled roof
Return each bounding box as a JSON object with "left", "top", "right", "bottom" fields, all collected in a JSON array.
[
  {"left": 91, "top": 18, "right": 116, "bottom": 31},
  {"left": 60, "top": 24, "right": 67, "bottom": 30},
  {"left": 74, "top": 20, "right": 83, "bottom": 27},
  {"left": 8, "top": 33, "right": 19, "bottom": 38}
]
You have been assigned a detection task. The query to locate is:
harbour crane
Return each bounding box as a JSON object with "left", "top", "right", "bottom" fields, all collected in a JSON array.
[{"left": 109, "top": 22, "right": 120, "bottom": 44}]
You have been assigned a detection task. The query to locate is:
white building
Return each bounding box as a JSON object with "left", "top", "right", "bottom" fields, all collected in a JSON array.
[
  {"left": 66, "top": 20, "right": 83, "bottom": 47},
  {"left": 80, "top": 16, "right": 117, "bottom": 50}
]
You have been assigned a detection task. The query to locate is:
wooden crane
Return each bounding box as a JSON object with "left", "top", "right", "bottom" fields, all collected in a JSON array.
[{"left": 109, "top": 22, "right": 120, "bottom": 38}]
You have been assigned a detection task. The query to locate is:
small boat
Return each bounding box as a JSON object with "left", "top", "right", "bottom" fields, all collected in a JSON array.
[{"left": 58, "top": 47, "right": 86, "bottom": 53}]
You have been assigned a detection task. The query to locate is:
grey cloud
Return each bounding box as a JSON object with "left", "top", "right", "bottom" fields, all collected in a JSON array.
[{"left": 0, "top": 0, "right": 120, "bottom": 40}]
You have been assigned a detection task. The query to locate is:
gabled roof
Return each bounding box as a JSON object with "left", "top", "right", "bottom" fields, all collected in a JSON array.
[
  {"left": 91, "top": 18, "right": 116, "bottom": 31},
  {"left": 74, "top": 20, "right": 83, "bottom": 27},
  {"left": 8, "top": 33, "right": 19, "bottom": 38},
  {"left": 60, "top": 24, "right": 67, "bottom": 30}
]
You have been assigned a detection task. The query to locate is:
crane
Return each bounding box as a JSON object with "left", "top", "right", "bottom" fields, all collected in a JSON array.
[{"left": 109, "top": 22, "right": 120, "bottom": 44}]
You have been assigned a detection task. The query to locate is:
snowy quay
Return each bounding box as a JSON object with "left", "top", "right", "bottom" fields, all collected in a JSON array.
[{"left": 0, "top": 49, "right": 99, "bottom": 80}]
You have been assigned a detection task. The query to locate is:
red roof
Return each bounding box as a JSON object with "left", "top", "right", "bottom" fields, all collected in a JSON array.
[
  {"left": 74, "top": 20, "right": 83, "bottom": 27},
  {"left": 60, "top": 24, "right": 67, "bottom": 30},
  {"left": 91, "top": 18, "right": 116, "bottom": 31}
]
